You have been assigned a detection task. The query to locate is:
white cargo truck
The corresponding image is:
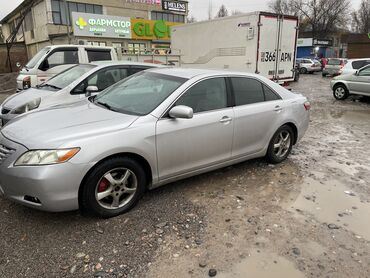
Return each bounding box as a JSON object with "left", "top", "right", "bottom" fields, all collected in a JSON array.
[{"left": 171, "top": 12, "right": 299, "bottom": 83}]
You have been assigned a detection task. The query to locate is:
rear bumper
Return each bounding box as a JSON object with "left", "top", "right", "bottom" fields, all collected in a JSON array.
[{"left": 307, "top": 67, "right": 321, "bottom": 72}]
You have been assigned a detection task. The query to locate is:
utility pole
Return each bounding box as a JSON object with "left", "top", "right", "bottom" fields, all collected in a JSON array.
[{"left": 208, "top": 0, "right": 213, "bottom": 20}]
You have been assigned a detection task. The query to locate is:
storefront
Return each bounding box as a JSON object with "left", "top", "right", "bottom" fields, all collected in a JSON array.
[
  {"left": 297, "top": 38, "right": 334, "bottom": 58},
  {"left": 1, "top": 0, "right": 188, "bottom": 58}
]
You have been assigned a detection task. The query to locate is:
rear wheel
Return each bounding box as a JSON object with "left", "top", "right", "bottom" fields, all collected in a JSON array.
[
  {"left": 333, "top": 84, "right": 349, "bottom": 100},
  {"left": 300, "top": 67, "right": 307, "bottom": 74},
  {"left": 266, "top": 125, "right": 294, "bottom": 164},
  {"left": 322, "top": 73, "right": 327, "bottom": 77},
  {"left": 80, "top": 157, "right": 146, "bottom": 218}
]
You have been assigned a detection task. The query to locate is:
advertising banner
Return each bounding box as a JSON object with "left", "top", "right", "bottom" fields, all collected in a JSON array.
[
  {"left": 131, "top": 19, "right": 181, "bottom": 41},
  {"left": 72, "top": 12, "right": 131, "bottom": 39}
]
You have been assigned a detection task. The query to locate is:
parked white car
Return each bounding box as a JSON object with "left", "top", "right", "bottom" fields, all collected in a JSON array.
[
  {"left": 16, "top": 45, "right": 118, "bottom": 90},
  {"left": 296, "top": 58, "right": 321, "bottom": 74},
  {"left": 1, "top": 61, "right": 160, "bottom": 125},
  {"left": 341, "top": 58, "right": 370, "bottom": 75}
]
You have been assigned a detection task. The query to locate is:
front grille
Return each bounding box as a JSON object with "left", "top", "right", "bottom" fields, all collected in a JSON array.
[
  {"left": 1, "top": 108, "right": 10, "bottom": 114},
  {"left": 0, "top": 144, "right": 15, "bottom": 164}
]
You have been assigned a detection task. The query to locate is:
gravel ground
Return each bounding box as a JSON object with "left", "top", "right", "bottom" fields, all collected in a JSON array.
[{"left": 1, "top": 73, "right": 370, "bottom": 277}]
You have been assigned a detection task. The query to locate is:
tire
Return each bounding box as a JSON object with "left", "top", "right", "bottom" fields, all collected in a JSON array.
[
  {"left": 308, "top": 71, "right": 314, "bottom": 74},
  {"left": 299, "top": 67, "right": 307, "bottom": 74},
  {"left": 294, "top": 71, "right": 300, "bottom": 82},
  {"left": 80, "top": 157, "right": 147, "bottom": 218},
  {"left": 322, "top": 73, "right": 327, "bottom": 77},
  {"left": 333, "top": 84, "right": 349, "bottom": 100},
  {"left": 266, "top": 125, "right": 294, "bottom": 164}
]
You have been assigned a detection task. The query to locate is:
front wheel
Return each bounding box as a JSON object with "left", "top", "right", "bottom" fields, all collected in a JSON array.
[
  {"left": 266, "top": 125, "right": 294, "bottom": 164},
  {"left": 299, "top": 67, "right": 307, "bottom": 74},
  {"left": 80, "top": 157, "right": 147, "bottom": 218},
  {"left": 333, "top": 85, "right": 349, "bottom": 100}
]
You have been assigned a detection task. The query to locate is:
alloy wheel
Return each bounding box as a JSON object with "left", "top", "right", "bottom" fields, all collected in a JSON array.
[
  {"left": 335, "top": 87, "right": 345, "bottom": 99},
  {"left": 273, "top": 131, "right": 291, "bottom": 158},
  {"left": 95, "top": 168, "right": 138, "bottom": 210}
]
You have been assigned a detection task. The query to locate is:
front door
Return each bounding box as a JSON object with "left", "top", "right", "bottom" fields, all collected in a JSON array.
[
  {"left": 156, "top": 77, "right": 234, "bottom": 180},
  {"left": 349, "top": 66, "right": 370, "bottom": 94}
]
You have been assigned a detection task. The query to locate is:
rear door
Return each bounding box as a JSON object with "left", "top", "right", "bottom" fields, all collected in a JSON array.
[{"left": 257, "top": 14, "right": 298, "bottom": 82}]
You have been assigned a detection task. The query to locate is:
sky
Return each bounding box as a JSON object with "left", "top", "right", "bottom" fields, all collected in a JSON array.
[{"left": 0, "top": 0, "right": 363, "bottom": 22}]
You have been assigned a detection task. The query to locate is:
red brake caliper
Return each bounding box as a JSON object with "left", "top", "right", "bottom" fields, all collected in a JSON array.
[{"left": 98, "top": 178, "right": 110, "bottom": 193}]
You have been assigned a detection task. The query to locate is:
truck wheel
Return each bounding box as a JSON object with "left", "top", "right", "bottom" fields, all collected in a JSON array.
[
  {"left": 80, "top": 157, "right": 147, "bottom": 218},
  {"left": 266, "top": 125, "right": 294, "bottom": 164},
  {"left": 333, "top": 85, "right": 349, "bottom": 100},
  {"left": 299, "top": 67, "right": 307, "bottom": 74}
]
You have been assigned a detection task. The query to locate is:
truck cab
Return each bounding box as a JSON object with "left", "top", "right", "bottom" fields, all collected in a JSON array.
[{"left": 17, "top": 45, "right": 117, "bottom": 91}]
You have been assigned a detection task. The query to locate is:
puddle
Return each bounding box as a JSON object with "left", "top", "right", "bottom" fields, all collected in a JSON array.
[
  {"left": 291, "top": 177, "right": 370, "bottom": 240},
  {"left": 217, "top": 250, "right": 305, "bottom": 278},
  {"left": 328, "top": 110, "right": 370, "bottom": 123}
]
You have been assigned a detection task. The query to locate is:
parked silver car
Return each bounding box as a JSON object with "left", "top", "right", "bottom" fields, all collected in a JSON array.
[
  {"left": 322, "top": 58, "right": 347, "bottom": 77},
  {"left": 331, "top": 64, "right": 370, "bottom": 100},
  {"left": 296, "top": 58, "right": 321, "bottom": 74},
  {"left": 0, "top": 68, "right": 310, "bottom": 217},
  {"left": 0, "top": 61, "right": 159, "bottom": 125}
]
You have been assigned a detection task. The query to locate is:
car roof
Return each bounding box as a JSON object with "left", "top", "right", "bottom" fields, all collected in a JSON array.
[
  {"left": 90, "top": 61, "right": 164, "bottom": 67},
  {"left": 145, "top": 67, "right": 263, "bottom": 79},
  {"left": 347, "top": 58, "right": 370, "bottom": 62}
]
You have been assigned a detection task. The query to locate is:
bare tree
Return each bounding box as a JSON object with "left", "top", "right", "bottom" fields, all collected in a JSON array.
[
  {"left": 269, "top": 0, "right": 351, "bottom": 38},
  {"left": 187, "top": 15, "right": 197, "bottom": 23},
  {"left": 216, "top": 5, "right": 228, "bottom": 18},
  {"left": 352, "top": 0, "right": 370, "bottom": 33},
  {"left": 268, "top": 0, "right": 300, "bottom": 15}
]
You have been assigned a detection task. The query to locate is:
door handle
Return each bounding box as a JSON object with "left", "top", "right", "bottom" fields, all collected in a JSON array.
[
  {"left": 274, "top": 105, "right": 283, "bottom": 112},
  {"left": 219, "top": 116, "right": 232, "bottom": 123}
]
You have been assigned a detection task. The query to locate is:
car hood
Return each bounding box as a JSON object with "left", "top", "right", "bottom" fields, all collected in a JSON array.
[
  {"left": 2, "top": 88, "right": 54, "bottom": 110},
  {"left": 2, "top": 100, "right": 139, "bottom": 149}
]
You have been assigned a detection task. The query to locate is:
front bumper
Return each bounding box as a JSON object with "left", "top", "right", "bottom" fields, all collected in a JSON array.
[{"left": 0, "top": 134, "right": 93, "bottom": 212}]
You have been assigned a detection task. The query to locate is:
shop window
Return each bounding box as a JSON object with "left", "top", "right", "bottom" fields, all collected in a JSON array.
[{"left": 128, "top": 43, "right": 146, "bottom": 54}]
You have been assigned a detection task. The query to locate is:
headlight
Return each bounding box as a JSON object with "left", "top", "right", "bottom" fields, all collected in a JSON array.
[
  {"left": 23, "top": 76, "right": 31, "bottom": 89},
  {"left": 14, "top": 148, "right": 80, "bottom": 166},
  {"left": 11, "top": 98, "right": 41, "bottom": 114}
]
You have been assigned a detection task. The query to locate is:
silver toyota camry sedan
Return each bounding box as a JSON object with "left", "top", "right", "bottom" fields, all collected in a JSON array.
[{"left": 0, "top": 68, "right": 310, "bottom": 218}]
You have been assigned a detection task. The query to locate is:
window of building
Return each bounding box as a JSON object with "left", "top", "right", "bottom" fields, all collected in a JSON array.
[
  {"left": 24, "top": 11, "right": 34, "bottom": 32},
  {"left": 151, "top": 12, "right": 185, "bottom": 23},
  {"left": 128, "top": 43, "right": 146, "bottom": 54},
  {"left": 51, "top": 0, "right": 103, "bottom": 25}
]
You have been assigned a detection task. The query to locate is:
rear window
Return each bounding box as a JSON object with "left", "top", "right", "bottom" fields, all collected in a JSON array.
[
  {"left": 328, "top": 59, "right": 341, "bottom": 65},
  {"left": 352, "top": 60, "right": 370, "bottom": 69},
  {"left": 87, "top": 50, "right": 112, "bottom": 62}
]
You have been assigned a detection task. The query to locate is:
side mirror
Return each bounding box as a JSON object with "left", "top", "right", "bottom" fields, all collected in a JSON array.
[
  {"left": 169, "top": 105, "right": 193, "bottom": 119},
  {"left": 85, "top": 85, "right": 99, "bottom": 97},
  {"left": 354, "top": 70, "right": 360, "bottom": 76},
  {"left": 39, "top": 59, "right": 49, "bottom": 71}
]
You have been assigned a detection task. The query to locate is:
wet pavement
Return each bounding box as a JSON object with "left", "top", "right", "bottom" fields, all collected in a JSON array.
[{"left": 0, "top": 73, "right": 370, "bottom": 277}]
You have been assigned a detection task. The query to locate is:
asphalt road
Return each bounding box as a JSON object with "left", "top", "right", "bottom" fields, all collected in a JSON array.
[{"left": 1, "top": 73, "right": 370, "bottom": 278}]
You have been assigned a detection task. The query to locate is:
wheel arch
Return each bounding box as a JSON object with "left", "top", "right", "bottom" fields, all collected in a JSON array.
[
  {"left": 333, "top": 82, "right": 348, "bottom": 91},
  {"left": 282, "top": 122, "right": 298, "bottom": 145},
  {"left": 78, "top": 152, "right": 153, "bottom": 206}
]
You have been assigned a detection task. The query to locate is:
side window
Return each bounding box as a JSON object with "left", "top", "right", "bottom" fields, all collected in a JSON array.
[
  {"left": 87, "top": 50, "right": 112, "bottom": 62},
  {"left": 263, "top": 84, "right": 281, "bottom": 101},
  {"left": 176, "top": 78, "right": 227, "bottom": 113},
  {"left": 40, "top": 50, "right": 78, "bottom": 71},
  {"left": 231, "top": 77, "right": 264, "bottom": 106},
  {"left": 352, "top": 61, "right": 365, "bottom": 70},
  {"left": 72, "top": 68, "right": 126, "bottom": 94},
  {"left": 358, "top": 66, "right": 370, "bottom": 77}
]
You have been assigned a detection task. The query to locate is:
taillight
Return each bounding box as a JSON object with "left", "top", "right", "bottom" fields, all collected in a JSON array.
[
  {"left": 304, "top": 101, "right": 311, "bottom": 111},
  {"left": 23, "top": 76, "right": 31, "bottom": 89}
]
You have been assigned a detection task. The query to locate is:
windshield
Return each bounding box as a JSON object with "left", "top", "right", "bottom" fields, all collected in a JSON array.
[
  {"left": 39, "top": 64, "right": 96, "bottom": 91},
  {"left": 25, "top": 47, "right": 51, "bottom": 69},
  {"left": 94, "top": 72, "right": 187, "bottom": 115},
  {"left": 328, "top": 59, "right": 342, "bottom": 65}
]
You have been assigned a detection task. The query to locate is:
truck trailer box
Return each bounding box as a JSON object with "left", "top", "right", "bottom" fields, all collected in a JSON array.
[{"left": 171, "top": 12, "right": 299, "bottom": 82}]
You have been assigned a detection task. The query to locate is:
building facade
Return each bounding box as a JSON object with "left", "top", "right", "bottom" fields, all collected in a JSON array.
[{"left": 1, "top": 0, "right": 188, "bottom": 58}]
